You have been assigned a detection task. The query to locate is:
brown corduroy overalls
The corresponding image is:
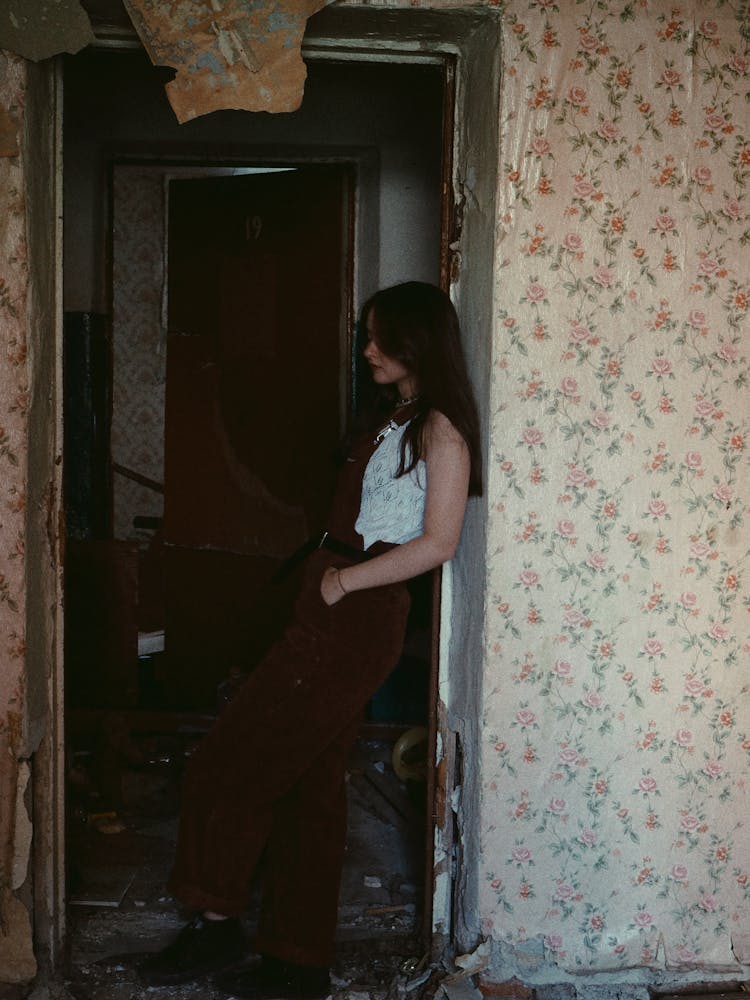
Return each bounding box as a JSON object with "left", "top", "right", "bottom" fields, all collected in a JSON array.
[{"left": 167, "top": 410, "right": 414, "bottom": 967}]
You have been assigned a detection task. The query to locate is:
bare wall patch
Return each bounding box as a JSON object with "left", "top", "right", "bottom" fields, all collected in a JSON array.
[{"left": 0, "top": 0, "right": 94, "bottom": 62}]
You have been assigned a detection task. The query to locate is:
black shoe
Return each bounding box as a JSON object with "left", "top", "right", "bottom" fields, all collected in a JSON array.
[
  {"left": 213, "top": 954, "right": 331, "bottom": 999},
  {"left": 139, "top": 914, "right": 247, "bottom": 986}
]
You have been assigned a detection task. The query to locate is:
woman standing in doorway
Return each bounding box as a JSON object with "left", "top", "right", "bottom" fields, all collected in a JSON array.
[{"left": 140, "top": 281, "right": 482, "bottom": 999}]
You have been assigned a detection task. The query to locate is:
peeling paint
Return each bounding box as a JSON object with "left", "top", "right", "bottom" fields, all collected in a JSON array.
[
  {"left": 432, "top": 869, "right": 451, "bottom": 935},
  {"left": 122, "top": 0, "right": 336, "bottom": 122},
  {"left": 730, "top": 931, "right": 750, "bottom": 964},
  {"left": 0, "top": 0, "right": 93, "bottom": 62},
  {"left": 454, "top": 939, "right": 491, "bottom": 975},
  {"left": 11, "top": 761, "right": 31, "bottom": 890}
]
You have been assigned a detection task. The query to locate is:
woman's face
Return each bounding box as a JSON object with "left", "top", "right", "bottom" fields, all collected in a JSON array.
[{"left": 363, "top": 311, "right": 418, "bottom": 398}]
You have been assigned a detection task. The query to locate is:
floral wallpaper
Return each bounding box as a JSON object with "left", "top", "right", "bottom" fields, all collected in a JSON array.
[
  {"left": 0, "top": 52, "right": 29, "bottom": 883},
  {"left": 482, "top": 0, "right": 750, "bottom": 974},
  {"left": 111, "top": 166, "right": 166, "bottom": 539}
]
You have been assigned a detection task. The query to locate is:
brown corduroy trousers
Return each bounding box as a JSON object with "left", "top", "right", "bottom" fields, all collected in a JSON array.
[{"left": 166, "top": 549, "right": 411, "bottom": 967}]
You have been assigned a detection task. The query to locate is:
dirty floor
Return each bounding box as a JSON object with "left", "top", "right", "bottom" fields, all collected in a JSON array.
[{"left": 65, "top": 734, "right": 432, "bottom": 999}]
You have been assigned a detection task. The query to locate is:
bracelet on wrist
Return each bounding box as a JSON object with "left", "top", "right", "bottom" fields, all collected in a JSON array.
[{"left": 337, "top": 569, "right": 348, "bottom": 595}]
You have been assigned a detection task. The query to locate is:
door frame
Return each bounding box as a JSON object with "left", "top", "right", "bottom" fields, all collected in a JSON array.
[
  {"left": 107, "top": 159, "right": 358, "bottom": 542},
  {"left": 302, "top": 9, "right": 500, "bottom": 956},
  {"left": 36, "top": 4, "right": 500, "bottom": 972}
]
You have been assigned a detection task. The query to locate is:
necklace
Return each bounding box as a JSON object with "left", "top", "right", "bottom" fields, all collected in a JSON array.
[{"left": 396, "top": 394, "right": 420, "bottom": 408}]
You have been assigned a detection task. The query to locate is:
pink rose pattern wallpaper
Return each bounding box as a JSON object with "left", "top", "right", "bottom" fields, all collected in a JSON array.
[
  {"left": 0, "top": 53, "right": 29, "bottom": 900},
  {"left": 0, "top": 54, "right": 28, "bottom": 751},
  {"left": 483, "top": 1, "right": 750, "bottom": 973}
]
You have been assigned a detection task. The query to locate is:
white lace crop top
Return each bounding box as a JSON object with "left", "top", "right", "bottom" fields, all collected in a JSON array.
[{"left": 355, "top": 419, "right": 426, "bottom": 549}]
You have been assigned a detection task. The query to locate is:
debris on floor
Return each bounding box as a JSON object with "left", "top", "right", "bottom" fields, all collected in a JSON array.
[{"left": 65, "top": 732, "right": 439, "bottom": 998}]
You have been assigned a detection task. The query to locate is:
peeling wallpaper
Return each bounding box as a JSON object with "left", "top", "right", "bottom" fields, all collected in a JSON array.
[
  {"left": 123, "top": 0, "right": 334, "bottom": 121},
  {"left": 482, "top": 0, "right": 750, "bottom": 975}
]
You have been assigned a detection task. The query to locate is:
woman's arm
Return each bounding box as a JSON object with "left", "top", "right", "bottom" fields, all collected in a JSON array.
[{"left": 320, "top": 410, "right": 471, "bottom": 605}]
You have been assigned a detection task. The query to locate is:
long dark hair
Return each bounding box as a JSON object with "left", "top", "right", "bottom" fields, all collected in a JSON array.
[{"left": 358, "top": 282, "right": 482, "bottom": 496}]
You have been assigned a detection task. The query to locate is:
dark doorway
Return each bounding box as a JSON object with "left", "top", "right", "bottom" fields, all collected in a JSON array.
[
  {"left": 163, "top": 168, "right": 351, "bottom": 708},
  {"left": 62, "top": 40, "right": 447, "bottom": 988}
]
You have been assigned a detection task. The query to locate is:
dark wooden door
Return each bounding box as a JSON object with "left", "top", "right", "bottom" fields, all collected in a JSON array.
[{"left": 163, "top": 167, "right": 351, "bottom": 708}]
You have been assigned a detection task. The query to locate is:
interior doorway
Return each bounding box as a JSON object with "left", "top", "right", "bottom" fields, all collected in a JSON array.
[
  {"left": 61, "top": 37, "right": 450, "bottom": 986},
  {"left": 164, "top": 166, "right": 350, "bottom": 708}
]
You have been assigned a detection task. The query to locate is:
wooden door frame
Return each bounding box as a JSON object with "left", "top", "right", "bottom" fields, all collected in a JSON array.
[
  {"left": 303, "top": 9, "right": 500, "bottom": 956},
  {"left": 27, "top": 55, "right": 66, "bottom": 980},
  {"left": 37, "top": 5, "right": 500, "bottom": 974}
]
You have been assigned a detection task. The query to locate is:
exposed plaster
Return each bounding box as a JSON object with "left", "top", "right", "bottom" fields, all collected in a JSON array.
[
  {"left": 122, "top": 0, "right": 336, "bottom": 122},
  {"left": 0, "top": 0, "right": 93, "bottom": 62},
  {"left": 11, "top": 762, "right": 31, "bottom": 890},
  {"left": 480, "top": 931, "right": 748, "bottom": 998},
  {"left": 731, "top": 931, "right": 750, "bottom": 964}
]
